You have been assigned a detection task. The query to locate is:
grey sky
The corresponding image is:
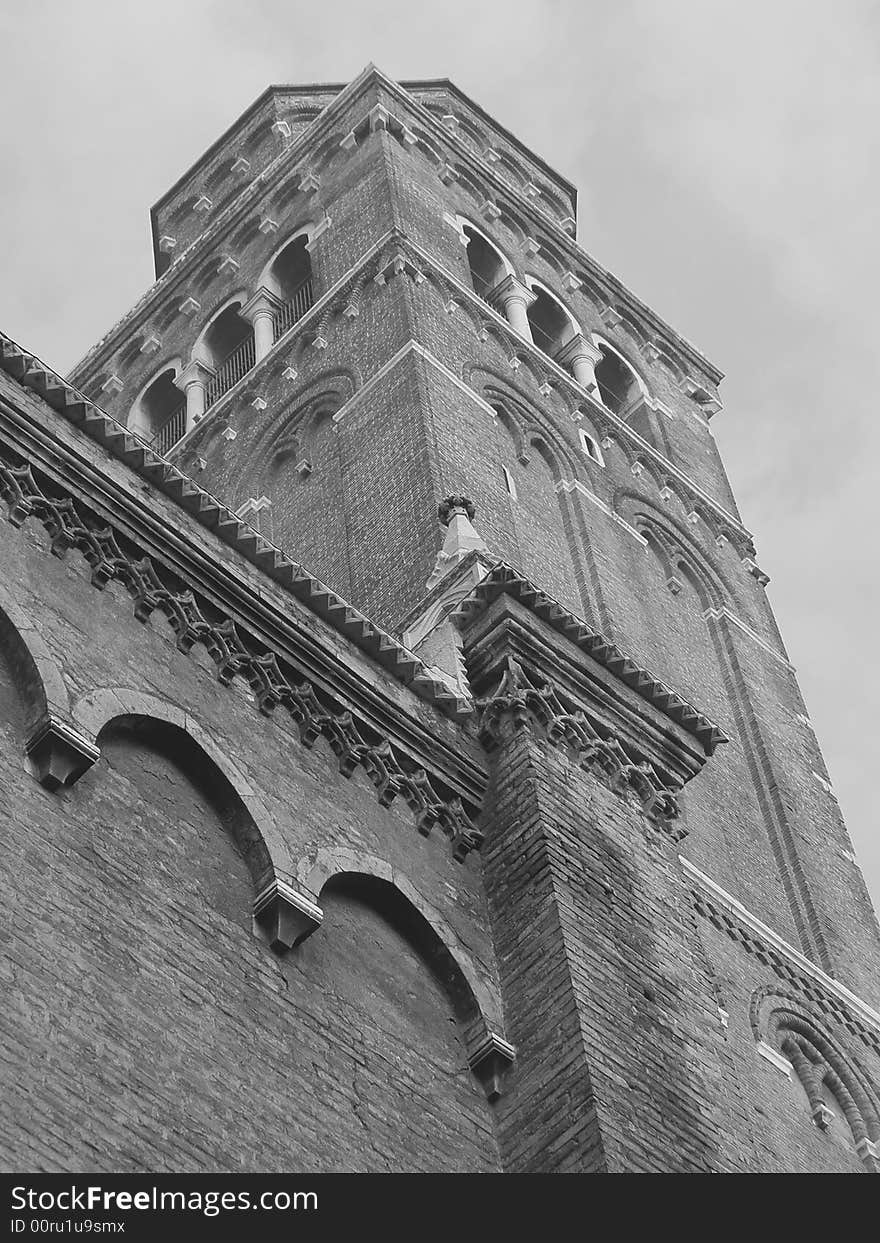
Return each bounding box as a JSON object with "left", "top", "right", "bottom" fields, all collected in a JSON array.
[{"left": 0, "top": 0, "right": 877, "bottom": 915}]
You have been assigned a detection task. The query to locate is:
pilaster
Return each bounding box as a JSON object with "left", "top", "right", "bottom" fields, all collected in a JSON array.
[{"left": 462, "top": 590, "right": 741, "bottom": 1171}]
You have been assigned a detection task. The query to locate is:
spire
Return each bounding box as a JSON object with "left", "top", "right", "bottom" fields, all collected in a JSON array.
[{"left": 425, "top": 496, "right": 489, "bottom": 592}]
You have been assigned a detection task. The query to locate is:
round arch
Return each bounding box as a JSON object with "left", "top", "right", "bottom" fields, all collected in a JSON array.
[
  {"left": 297, "top": 846, "right": 506, "bottom": 1036},
  {"left": 127, "top": 359, "right": 184, "bottom": 441},
  {"left": 524, "top": 276, "right": 581, "bottom": 358},
  {"left": 71, "top": 686, "right": 293, "bottom": 891},
  {"left": 193, "top": 292, "right": 252, "bottom": 367},
  {"left": 457, "top": 217, "right": 515, "bottom": 299},
  {"left": 0, "top": 586, "right": 70, "bottom": 730},
  {"left": 258, "top": 224, "right": 315, "bottom": 299},
  {"left": 591, "top": 333, "right": 649, "bottom": 413}
]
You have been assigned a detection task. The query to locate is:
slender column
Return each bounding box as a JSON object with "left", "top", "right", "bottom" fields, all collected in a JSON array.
[
  {"left": 241, "top": 286, "right": 283, "bottom": 362},
  {"left": 489, "top": 275, "right": 536, "bottom": 342},
  {"left": 174, "top": 359, "right": 215, "bottom": 431},
  {"left": 555, "top": 333, "right": 603, "bottom": 394}
]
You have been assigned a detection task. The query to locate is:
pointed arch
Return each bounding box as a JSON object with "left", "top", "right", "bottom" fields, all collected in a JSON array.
[{"left": 616, "top": 494, "right": 733, "bottom": 610}]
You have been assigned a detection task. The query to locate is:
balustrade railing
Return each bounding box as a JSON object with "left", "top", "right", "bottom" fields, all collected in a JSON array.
[
  {"left": 150, "top": 401, "right": 188, "bottom": 455},
  {"left": 273, "top": 277, "right": 314, "bottom": 338},
  {"left": 204, "top": 332, "right": 256, "bottom": 409}
]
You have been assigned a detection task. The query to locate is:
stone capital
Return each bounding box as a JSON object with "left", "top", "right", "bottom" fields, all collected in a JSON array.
[
  {"left": 174, "top": 359, "right": 215, "bottom": 392},
  {"left": 554, "top": 333, "right": 602, "bottom": 370},
  {"left": 241, "top": 286, "right": 283, "bottom": 324}
]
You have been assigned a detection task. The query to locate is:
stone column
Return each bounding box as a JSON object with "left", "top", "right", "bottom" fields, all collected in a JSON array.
[
  {"left": 242, "top": 286, "right": 282, "bottom": 363},
  {"left": 174, "top": 359, "right": 215, "bottom": 432},
  {"left": 490, "top": 275, "right": 537, "bottom": 342},
  {"left": 555, "top": 333, "right": 603, "bottom": 394}
]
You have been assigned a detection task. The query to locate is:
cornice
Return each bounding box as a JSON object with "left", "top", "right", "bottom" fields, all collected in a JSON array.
[
  {"left": 453, "top": 563, "right": 727, "bottom": 756},
  {"left": 0, "top": 330, "right": 474, "bottom": 730},
  {"left": 398, "top": 77, "right": 578, "bottom": 212},
  {"left": 682, "top": 856, "right": 880, "bottom": 1050},
  {"left": 0, "top": 377, "right": 489, "bottom": 861}
]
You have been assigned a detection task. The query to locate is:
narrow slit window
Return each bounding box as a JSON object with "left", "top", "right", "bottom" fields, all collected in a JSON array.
[
  {"left": 502, "top": 465, "right": 518, "bottom": 499},
  {"left": 579, "top": 429, "right": 605, "bottom": 466}
]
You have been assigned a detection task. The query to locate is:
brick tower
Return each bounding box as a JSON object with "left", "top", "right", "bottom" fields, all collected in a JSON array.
[{"left": 1, "top": 66, "right": 878, "bottom": 1173}]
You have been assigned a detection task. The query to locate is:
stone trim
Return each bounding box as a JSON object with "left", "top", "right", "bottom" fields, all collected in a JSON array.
[
  {"left": 681, "top": 855, "right": 880, "bottom": 1049},
  {"left": 332, "top": 339, "right": 497, "bottom": 427},
  {"left": 253, "top": 879, "right": 323, "bottom": 951},
  {"left": 477, "top": 656, "right": 685, "bottom": 836},
  {"left": 555, "top": 479, "right": 648, "bottom": 546},
  {"left": 701, "top": 607, "right": 795, "bottom": 671},
  {"left": 455, "top": 565, "right": 727, "bottom": 755},
  {"left": 756, "top": 1039, "right": 794, "bottom": 1078},
  {"left": 466, "top": 1031, "right": 516, "bottom": 1101},
  {"left": 25, "top": 713, "right": 100, "bottom": 791},
  {"left": 0, "top": 441, "right": 482, "bottom": 862},
  {"left": 0, "top": 329, "right": 470, "bottom": 724}
]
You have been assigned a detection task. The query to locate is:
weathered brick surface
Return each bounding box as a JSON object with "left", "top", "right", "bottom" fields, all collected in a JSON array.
[
  {"left": 0, "top": 510, "right": 501, "bottom": 1173},
  {"left": 2, "top": 69, "right": 878, "bottom": 1173}
]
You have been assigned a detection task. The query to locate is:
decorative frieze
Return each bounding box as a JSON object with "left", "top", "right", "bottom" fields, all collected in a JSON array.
[
  {"left": 477, "top": 656, "right": 684, "bottom": 835},
  {"left": 0, "top": 445, "right": 483, "bottom": 862}
]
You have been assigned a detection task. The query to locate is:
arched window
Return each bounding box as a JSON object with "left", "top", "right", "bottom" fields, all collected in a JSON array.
[
  {"left": 757, "top": 998, "right": 880, "bottom": 1172},
  {"left": 525, "top": 281, "right": 577, "bottom": 360},
  {"left": 592, "top": 337, "right": 646, "bottom": 415},
  {"left": 196, "top": 300, "right": 256, "bottom": 408},
  {"left": 262, "top": 233, "right": 314, "bottom": 336},
  {"left": 461, "top": 221, "right": 511, "bottom": 301},
  {"left": 128, "top": 366, "right": 186, "bottom": 453}
]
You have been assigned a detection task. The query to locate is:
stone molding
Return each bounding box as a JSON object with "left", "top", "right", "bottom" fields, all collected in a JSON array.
[
  {"left": 253, "top": 879, "right": 323, "bottom": 951},
  {"left": 466, "top": 1031, "right": 517, "bottom": 1102},
  {"left": 0, "top": 440, "right": 483, "bottom": 862},
  {"left": 455, "top": 565, "right": 727, "bottom": 756},
  {"left": 25, "top": 713, "right": 100, "bottom": 791},
  {"left": 477, "top": 656, "right": 685, "bottom": 836},
  {"left": 682, "top": 856, "right": 880, "bottom": 1053},
  {"left": 0, "top": 333, "right": 471, "bottom": 725}
]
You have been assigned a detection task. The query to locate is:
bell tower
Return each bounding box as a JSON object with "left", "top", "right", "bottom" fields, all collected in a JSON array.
[{"left": 49, "top": 65, "right": 880, "bottom": 1172}]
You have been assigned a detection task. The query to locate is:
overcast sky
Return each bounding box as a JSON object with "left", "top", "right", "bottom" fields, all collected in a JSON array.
[{"left": 0, "top": 1, "right": 877, "bottom": 917}]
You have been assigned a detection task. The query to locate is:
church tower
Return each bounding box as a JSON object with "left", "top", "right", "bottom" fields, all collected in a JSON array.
[{"left": 2, "top": 66, "right": 879, "bottom": 1173}]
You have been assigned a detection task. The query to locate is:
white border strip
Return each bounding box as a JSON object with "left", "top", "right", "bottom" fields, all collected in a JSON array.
[
  {"left": 680, "top": 855, "right": 880, "bottom": 1035},
  {"left": 332, "top": 339, "right": 498, "bottom": 425},
  {"left": 702, "top": 606, "right": 795, "bottom": 672},
  {"left": 555, "top": 479, "right": 648, "bottom": 546}
]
